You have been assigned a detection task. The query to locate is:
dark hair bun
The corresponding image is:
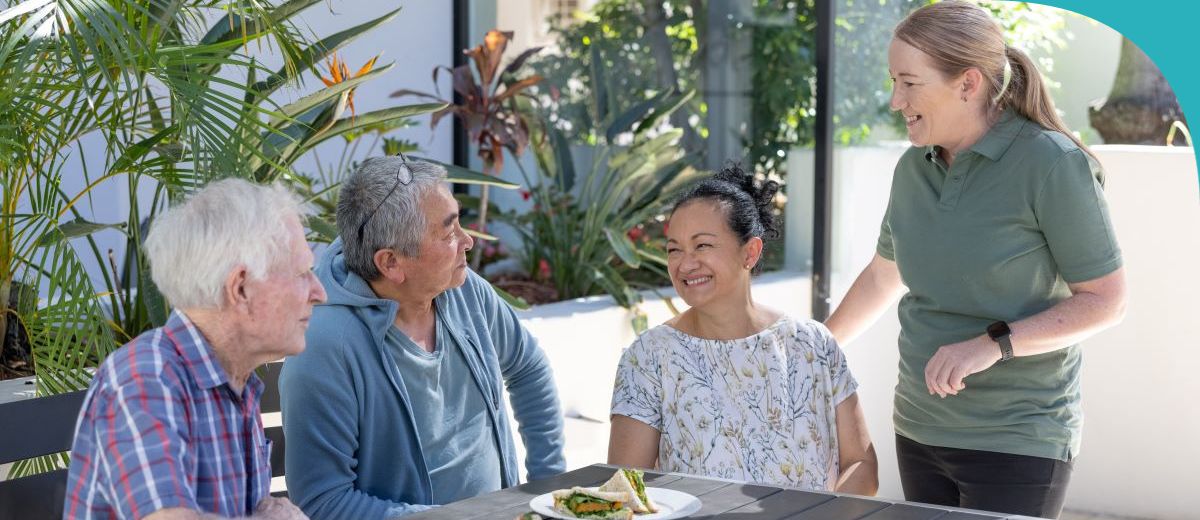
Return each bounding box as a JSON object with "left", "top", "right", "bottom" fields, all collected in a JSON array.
[
  {"left": 670, "top": 161, "right": 781, "bottom": 252},
  {"left": 712, "top": 163, "right": 781, "bottom": 240}
]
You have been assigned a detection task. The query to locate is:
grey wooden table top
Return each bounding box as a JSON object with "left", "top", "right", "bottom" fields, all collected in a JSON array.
[{"left": 404, "top": 464, "right": 1042, "bottom": 520}]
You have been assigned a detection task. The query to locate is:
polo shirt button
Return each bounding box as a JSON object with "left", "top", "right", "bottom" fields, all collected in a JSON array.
[{"left": 952, "top": 176, "right": 961, "bottom": 181}]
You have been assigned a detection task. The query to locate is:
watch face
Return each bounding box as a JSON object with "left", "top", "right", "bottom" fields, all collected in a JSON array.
[{"left": 987, "top": 321, "right": 1011, "bottom": 339}]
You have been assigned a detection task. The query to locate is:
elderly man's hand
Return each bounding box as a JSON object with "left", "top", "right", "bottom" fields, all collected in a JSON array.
[
  {"left": 255, "top": 496, "right": 309, "bottom": 520},
  {"left": 924, "top": 335, "right": 1002, "bottom": 398}
]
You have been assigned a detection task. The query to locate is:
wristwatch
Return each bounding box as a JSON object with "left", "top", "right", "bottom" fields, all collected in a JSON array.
[{"left": 987, "top": 321, "right": 1014, "bottom": 362}]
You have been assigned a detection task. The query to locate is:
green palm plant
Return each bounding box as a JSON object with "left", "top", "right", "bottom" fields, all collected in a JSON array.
[
  {"left": 0, "top": 0, "right": 306, "bottom": 477},
  {"left": 0, "top": 0, "right": 465, "bottom": 478},
  {"left": 392, "top": 29, "right": 543, "bottom": 270},
  {"left": 0, "top": 0, "right": 519, "bottom": 387},
  {"left": 500, "top": 85, "right": 700, "bottom": 330}
]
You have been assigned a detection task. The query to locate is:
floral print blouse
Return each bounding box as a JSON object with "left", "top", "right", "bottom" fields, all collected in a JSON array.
[{"left": 610, "top": 316, "right": 857, "bottom": 490}]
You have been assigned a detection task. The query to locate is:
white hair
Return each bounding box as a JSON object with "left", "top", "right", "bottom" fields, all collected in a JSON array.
[{"left": 144, "top": 178, "right": 311, "bottom": 309}]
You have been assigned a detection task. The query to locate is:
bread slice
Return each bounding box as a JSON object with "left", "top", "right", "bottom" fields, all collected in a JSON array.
[{"left": 598, "top": 469, "right": 658, "bottom": 514}]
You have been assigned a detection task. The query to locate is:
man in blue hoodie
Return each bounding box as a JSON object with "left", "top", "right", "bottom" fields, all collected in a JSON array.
[{"left": 279, "top": 155, "right": 566, "bottom": 519}]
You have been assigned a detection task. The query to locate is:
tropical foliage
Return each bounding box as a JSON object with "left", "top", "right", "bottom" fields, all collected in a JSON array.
[
  {"left": 393, "top": 29, "right": 543, "bottom": 268},
  {"left": 496, "top": 40, "right": 701, "bottom": 328},
  {"left": 0, "top": 0, "right": 476, "bottom": 478},
  {"left": 532, "top": 0, "right": 1068, "bottom": 177}
]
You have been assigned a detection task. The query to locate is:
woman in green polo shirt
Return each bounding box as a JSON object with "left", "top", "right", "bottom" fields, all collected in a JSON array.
[{"left": 825, "top": 2, "right": 1126, "bottom": 518}]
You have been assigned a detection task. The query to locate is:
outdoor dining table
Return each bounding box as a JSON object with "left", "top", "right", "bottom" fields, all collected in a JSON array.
[{"left": 404, "top": 463, "right": 1042, "bottom": 520}]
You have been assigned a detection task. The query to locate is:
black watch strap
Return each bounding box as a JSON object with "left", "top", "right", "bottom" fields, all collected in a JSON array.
[{"left": 987, "top": 321, "right": 1015, "bottom": 362}]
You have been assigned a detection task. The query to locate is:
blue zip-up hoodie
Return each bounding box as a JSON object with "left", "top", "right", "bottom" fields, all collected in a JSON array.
[{"left": 279, "top": 239, "right": 566, "bottom": 519}]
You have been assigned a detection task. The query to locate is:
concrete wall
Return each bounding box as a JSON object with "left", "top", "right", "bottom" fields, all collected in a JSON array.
[{"left": 521, "top": 144, "right": 1199, "bottom": 519}]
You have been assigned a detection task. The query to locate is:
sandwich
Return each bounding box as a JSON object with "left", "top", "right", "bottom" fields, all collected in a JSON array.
[
  {"left": 551, "top": 487, "right": 634, "bottom": 519},
  {"left": 599, "top": 469, "right": 658, "bottom": 514}
]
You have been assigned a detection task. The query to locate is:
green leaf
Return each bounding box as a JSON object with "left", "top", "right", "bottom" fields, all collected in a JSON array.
[
  {"left": 603, "top": 227, "right": 641, "bottom": 269},
  {"left": 252, "top": 7, "right": 404, "bottom": 99},
  {"left": 138, "top": 267, "right": 168, "bottom": 328},
  {"left": 591, "top": 267, "right": 628, "bottom": 308},
  {"left": 605, "top": 89, "right": 670, "bottom": 143},
  {"left": 625, "top": 155, "right": 699, "bottom": 215},
  {"left": 410, "top": 156, "right": 519, "bottom": 189},
  {"left": 254, "top": 101, "right": 338, "bottom": 178},
  {"left": 464, "top": 228, "right": 499, "bottom": 242},
  {"left": 492, "top": 284, "right": 530, "bottom": 311},
  {"left": 548, "top": 124, "right": 576, "bottom": 192},
  {"left": 636, "top": 246, "right": 668, "bottom": 267},
  {"left": 200, "top": 0, "right": 324, "bottom": 45},
  {"left": 271, "top": 62, "right": 395, "bottom": 126},
  {"left": 306, "top": 215, "right": 340, "bottom": 242},
  {"left": 192, "top": 2, "right": 314, "bottom": 88},
  {"left": 111, "top": 124, "right": 177, "bottom": 173},
  {"left": 609, "top": 128, "right": 683, "bottom": 173},
  {"left": 36, "top": 219, "right": 124, "bottom": 247},
  {"left": 631, "top": 306, "right": 648, "bottom": 335},
  {"left": 454, "top": 194, "right": 504, "bottom": 217},
  {"left": 296, "top": 103, "right": 444, "bottom": 154},
  {"left": 634, "top": 89, "right": 696, "bottom": 134},
  {"left": 590, "top": 265, "right": 641, "bottom": 309},
  {"left": 589, "top": 45, "right": 608, "bottom": 124}
]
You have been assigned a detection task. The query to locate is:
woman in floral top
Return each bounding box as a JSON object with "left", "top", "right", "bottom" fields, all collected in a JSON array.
[{"left": 608, "top": 165, "right": 878, "bottom": 494}]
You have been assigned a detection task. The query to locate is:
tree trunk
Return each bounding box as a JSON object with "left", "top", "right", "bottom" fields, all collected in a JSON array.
[
  {"left": 1089, "top": 37, "right": 1187, "bottom": 145},
  {"left": 641, "top": 0, "right": 702, "bottom": 153},
  {"left": 702, "top": 0, "right": 753, "bottom": 171}
]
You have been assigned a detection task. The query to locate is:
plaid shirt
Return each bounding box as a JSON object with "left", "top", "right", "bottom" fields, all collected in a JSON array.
[{"left": 64, "top": 310, "right": 271, "bottom": 519}]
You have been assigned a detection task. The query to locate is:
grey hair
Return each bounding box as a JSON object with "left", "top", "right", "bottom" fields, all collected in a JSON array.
[
  {"left": 337, "top": 156, "right": 448, "bottom": 280},
  {"left": 144, "top": 178, "right": 311, "bottom": 309}
]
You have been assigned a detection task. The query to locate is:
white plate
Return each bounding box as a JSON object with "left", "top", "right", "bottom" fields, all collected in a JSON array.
[{"left": 529, "top": 487, "right": 702, "bottom": 519}]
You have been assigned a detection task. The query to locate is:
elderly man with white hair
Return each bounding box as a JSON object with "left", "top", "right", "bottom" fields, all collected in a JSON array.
[
  {"left": 64, "top": 179, "right": 326, "bottom": 520},
  {"left": 279, "top": 155, "right": 565, "bottom": 519}
]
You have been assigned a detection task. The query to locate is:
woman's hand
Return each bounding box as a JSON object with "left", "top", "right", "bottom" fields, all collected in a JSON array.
[
  {"left": 924, "top": 268, "right": 1127, "bottom": 398},
  {"left": 924, "top": 336, "right": 1001, "bottom": 397}
]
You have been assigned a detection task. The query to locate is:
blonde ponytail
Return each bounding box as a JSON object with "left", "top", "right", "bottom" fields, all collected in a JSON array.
[
  {"left": 895, "top": 1, "right": 1095, "bottom": 160},
  {"left": 1001, "top": 45, "right": 1095, "bottom": 160}
]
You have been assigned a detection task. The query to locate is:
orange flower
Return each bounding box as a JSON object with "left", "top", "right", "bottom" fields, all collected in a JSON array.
[{"left": 319, "top": 52, "right": 380, "bottom": 118}]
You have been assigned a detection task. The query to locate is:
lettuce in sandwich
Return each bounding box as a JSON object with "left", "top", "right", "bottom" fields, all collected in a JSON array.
[
  {"left": 599, "top": 469, "right": 658, "bottom": 514},
  {"left": 551, "top": 487, "right": 634, "bottom": 519}
]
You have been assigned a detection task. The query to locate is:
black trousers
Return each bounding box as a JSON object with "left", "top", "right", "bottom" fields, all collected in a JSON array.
[{"left": 895, "top": 434, "right": 1074, "bottom": 518}]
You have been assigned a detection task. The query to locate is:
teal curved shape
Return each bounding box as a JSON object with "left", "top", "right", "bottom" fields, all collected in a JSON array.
[{"left": 1029, "top": 0, "right": 1198, "bottom": 187}]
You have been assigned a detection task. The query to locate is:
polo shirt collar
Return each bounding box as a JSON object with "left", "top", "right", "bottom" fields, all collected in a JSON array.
[
  {"left": 924, "top": 107, "right": 1026, "bottom": 163},
  {"left": 167, "top": 309, "right": 230, "bottom": 391}
]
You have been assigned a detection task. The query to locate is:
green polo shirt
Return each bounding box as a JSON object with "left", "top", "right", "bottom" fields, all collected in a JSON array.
[{"left": 877, "top": 109, "right": 1121, "bottom": 461}]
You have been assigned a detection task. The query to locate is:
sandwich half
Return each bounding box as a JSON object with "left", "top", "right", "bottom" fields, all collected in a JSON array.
[
  {"left": 551, "top": 487, "right": 634, "bottom": 519},
  {"left": 599, "top": 469, "right": 658, "bottom": 514}
]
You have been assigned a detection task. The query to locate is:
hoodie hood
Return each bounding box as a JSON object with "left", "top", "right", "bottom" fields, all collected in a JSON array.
[{"left": 316, "top": 238, "right": 399, "bottom": 339}]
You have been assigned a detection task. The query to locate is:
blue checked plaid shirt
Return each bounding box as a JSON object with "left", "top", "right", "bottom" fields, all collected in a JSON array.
[{"left": 64, "top": 310, "right": 272, "bottom": 519}]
